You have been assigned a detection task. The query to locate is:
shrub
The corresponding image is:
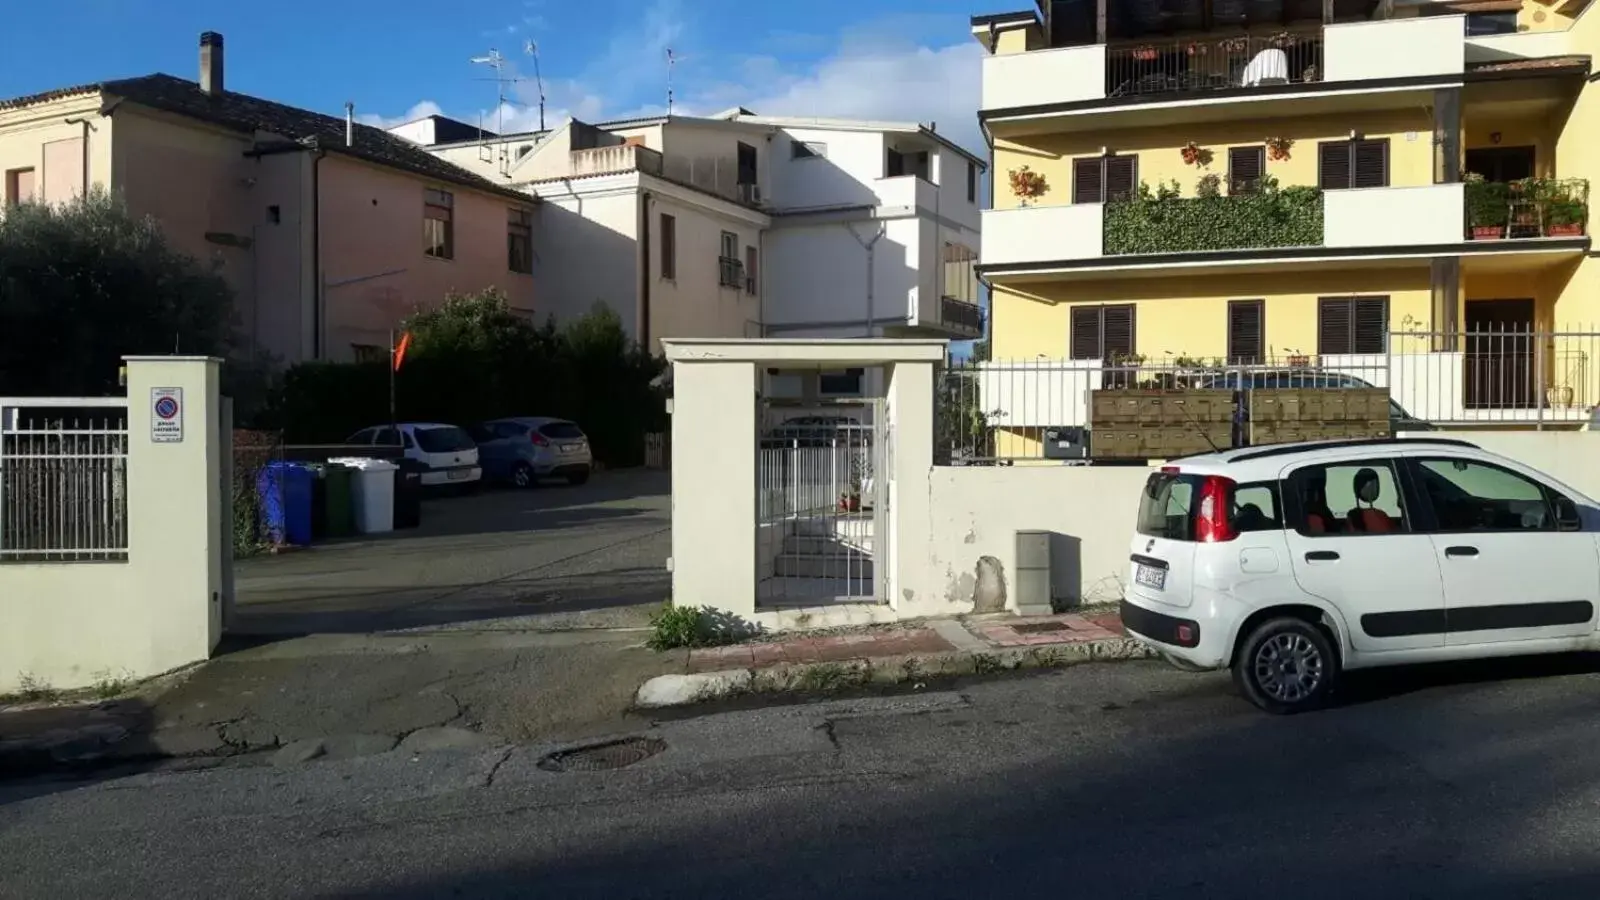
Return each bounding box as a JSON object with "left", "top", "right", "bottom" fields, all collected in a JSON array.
[{"left": 646, "top": 603, "right": 754, "bottom": 650}]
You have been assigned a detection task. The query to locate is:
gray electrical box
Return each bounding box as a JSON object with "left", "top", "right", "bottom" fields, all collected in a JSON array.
[
  {"left": 1042, "top": 426, "right": 1087, "bottom": 460},
  {"left": 1014, "top": 530, "right": 1053, "bottom": 616}
]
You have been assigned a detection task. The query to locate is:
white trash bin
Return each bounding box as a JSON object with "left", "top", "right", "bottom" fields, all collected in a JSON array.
[{"left": 328, "top": 457, "right": 398, "bottom": 534}]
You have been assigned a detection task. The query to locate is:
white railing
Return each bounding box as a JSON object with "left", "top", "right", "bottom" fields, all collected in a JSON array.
[{"left": 0, "top": 398, "right": 130, "bottom": 562}]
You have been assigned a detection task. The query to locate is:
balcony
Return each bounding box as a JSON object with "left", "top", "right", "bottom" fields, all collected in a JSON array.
[
  {"left": 940, "top": 297, "right": 984, "bottom": 336},
  {"left": 981, "top": 15, "right": 1465, "bottom": 124},
  {"left": 873, "top": 175, "right": 938, "bottom": 212},
  {"left": 1464, "top": 177, "right": 1589, "bottom": 242},
  {"left": 567, "top": 144, "right": 664, "bottom": 179},
  {"left": 980, "top": 182, "right": 1470, "bottom": 272}
]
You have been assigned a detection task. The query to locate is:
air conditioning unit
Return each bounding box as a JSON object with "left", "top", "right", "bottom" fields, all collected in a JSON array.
[{"left": 737, "top": 183, "right": 763, "bottom": 205}]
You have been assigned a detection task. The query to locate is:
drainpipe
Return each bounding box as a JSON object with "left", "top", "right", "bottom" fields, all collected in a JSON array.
[
  {"left": 311, "top": 147, "right": 326, "bottom": 359},
  {"left": 639, "top": 190, "right": 653, "bottom": 350},
  {"left": 847, "top": 222, "right": 886, "bottom": 336}
]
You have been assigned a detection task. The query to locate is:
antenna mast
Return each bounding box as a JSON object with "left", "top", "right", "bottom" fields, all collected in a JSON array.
[
  {"left": 524, "top": 40, "right": 546, "bottom": 132},
  {"left": 666, "top": 48, "right": 676, "bottom": 115}
]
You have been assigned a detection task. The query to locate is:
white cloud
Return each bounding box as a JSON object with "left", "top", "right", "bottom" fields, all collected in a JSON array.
[
  {"left": 365, "top": 10, "right": 984, "bottom": 157},
  {"left": 356, "top": 100, "right": 443, "bottom": 130}
]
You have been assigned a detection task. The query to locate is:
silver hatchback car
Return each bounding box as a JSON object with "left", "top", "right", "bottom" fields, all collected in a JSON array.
[{"left": 471, "top": 417, "right": 593, "bottom": 488}]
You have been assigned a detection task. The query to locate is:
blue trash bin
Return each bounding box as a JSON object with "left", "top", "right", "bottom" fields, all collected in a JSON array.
[{"left": 257, "top": 462, "right": 314, "bottom": 546}]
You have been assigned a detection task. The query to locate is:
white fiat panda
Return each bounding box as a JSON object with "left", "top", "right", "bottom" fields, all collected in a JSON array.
[{"left": 1122, "top": 437, "right": 1600, "bottom": 714}]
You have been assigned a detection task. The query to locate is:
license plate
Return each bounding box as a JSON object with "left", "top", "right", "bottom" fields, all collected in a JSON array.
[
  {"left": 561, "top": 443, "right": 583, "bottom": 453},
  {"left": 447, "top": 469, "right": 470, "bottom": 480},
  {"left": 1135, "top": 563, "right": 1166, "bottom": 590}
]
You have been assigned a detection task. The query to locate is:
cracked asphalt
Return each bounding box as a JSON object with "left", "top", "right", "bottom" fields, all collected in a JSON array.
[{"left": 9, "top": 656, "right": 1600, "bottom": 897}]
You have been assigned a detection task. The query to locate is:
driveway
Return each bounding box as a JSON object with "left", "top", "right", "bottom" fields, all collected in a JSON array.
[{"left": 231, "top": 469, "right": 670, "bottom": 636}]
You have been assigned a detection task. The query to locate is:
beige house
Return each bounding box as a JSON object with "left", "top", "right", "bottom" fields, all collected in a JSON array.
[{"left": 0, "top": 32, "right": 538, "bottom": 364}]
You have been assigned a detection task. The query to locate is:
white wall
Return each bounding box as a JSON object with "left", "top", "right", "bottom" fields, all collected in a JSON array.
[
  {"left": 933, "top": 147, "right": 983, "bottom": 234},
  {"left": 527, "top": 183, "right": 641, "bottom": 334},
  {"left": 648, "top": 191, "right": 762, "bottom": 344},
  {"left": 981, "top": 44, "right": 1108, "bottom": 110},
  {"left": 660, "top": 121, "right": 771, "bottom": 203},
  {"left": 982, "top": 204, "right": 1102, "bottom": 266},
  {"left": 767, "top": 127, "right": 885, "bottom": 211},
  {"left": 1324, "top": 184, "right": 1464, "bottom": 249},
  {"left": 1324, "top": 16, "right": 1465, "bottom": 81},
  {"left": 764, "top": 218, "right": 923, "bottom": 330}
]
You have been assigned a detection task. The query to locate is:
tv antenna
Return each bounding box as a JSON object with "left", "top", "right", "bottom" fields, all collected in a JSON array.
[
  {"left": 470, "top": 45, "right": 543, "bottom": 175},
  {"left": 523, "top": 40, "right": 546, "bottom": 133},
  {"left": 666, "top": 48, "right": 676, "bottom": 115}
]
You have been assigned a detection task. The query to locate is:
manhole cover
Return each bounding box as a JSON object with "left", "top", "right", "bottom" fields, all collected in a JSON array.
[
  {"left": 1013, "top": 621, "right": 1071, "bottom": 635},
  {"left": 537, "top": 736, "right": 667, "bottom": 773}
]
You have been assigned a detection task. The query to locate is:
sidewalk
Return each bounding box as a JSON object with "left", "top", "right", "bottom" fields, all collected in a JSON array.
[{"left": 637, "top": 608, "right": 1153, "bottom": 708}]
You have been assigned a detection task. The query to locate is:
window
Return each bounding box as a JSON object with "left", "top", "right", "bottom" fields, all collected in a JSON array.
[
  {"left": 966, "top": 161, "right": 977, "bottom": 203},
  {"left": 1466, "top": 11, "right": 1518, "bottom": 35},
  {"left": 745, "top": 245, "right": 759, "bottom": 295},
  {"left": 1231, "top": 482, "right": 1283, "bottom": 534},
  {"left": 1137, "top": 472, "right": 1197, "bottom": 541},
  {"left": 1413, "top": 458, "right": 1555, "bottom": 532},
  {"left": 737, "top": 141, "right": 758, "bottom": 186},
  {"left": 1317, "top": 296, "right": 1389, "bottom": 356},
  {"left": 1227, "top": 299, "right": 1265, "bottom": 364},
  {"left": 1072, "top": 155, "right": 1137, "bottom": 204},
  {"left": 1317, "top": 139, "right": 1389, "bottom": 190},
  {"left": 5, "top": 167, "right": 35, "bottom": 206},
  {"left": 1069, "top": 304, "right": 1135, "bottom": 361},
  {"left": 792, "top": 140, "right": 826, "bottom": 159},
  {"left": 350, "top": 344, "right": 384, "bottom": 363},
  {"left": 423, "top": 188, "right": 454, "bottom": 259},
  {"left": 346, "top": 429, "right": 376, "bottom": 445},
  {"left": 718, "top": 231, "right": 742, "bottom": 288},
  {"left": 819, "top": 368, "right": 864, "bottom": 395},
  {"left": 659, "top": 213, "right": 676, "bottom": 279},
  {"left": 1288, "top": 460, "right": 1409, "bottom": 536},
  {"left": 373, "top": 427, "right": 400, "bottom": 447},
  {"left": 1228, "top": 145, "right": 1265, "bottom": 195},
  {"left": 267, "top": 205, "right": 281, "bottom": 224},
  {"left": 507, "top": 207, "right": 533, "bottom": 274},
  {"left": 414, "top": 426, "right": 476, "bottom": 453}
]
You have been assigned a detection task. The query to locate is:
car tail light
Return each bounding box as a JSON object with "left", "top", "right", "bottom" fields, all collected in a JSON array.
[
  {"left": 529, "top": 432, "right": 550, "bottom": 447},
  {"left": 1194, "top": 475, "right": 1237, "bottom": 543}
]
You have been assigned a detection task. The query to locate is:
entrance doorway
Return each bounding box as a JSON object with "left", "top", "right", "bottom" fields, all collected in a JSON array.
[
  {"left": 1464, "top": 298, "right": 1536, "bottom": 409},
  {"left": 1464, "top": 146, "right": 1535, "bottom": 182}
]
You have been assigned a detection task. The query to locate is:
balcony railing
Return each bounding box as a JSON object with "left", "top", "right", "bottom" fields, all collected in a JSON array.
[
  {"left": 940, "top": 297, "right": 984, "bottom": 335},
  {"left": 1105, "top": 30, "right": 1323, "bottom": 99},
  {"left": 1464, "top": 177, "right": 1589, "bottom": 241},
  {"left": 718, "top": 256, "right": 744, "bottom": 289}
]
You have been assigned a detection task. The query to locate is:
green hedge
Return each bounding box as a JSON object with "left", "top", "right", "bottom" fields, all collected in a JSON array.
[{"left": 1104, "top": 186, "right": 1324, "bottom": 255}]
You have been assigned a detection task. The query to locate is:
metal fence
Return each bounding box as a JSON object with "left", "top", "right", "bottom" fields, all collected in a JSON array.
[
  {"left": 1105, "top": 30, "right": 1323, "bottom": 99},
  {"left": 941, "top": 329, "right": 1600, "bottom": 463},
  {"left": 757, "top": 430, "right": 874, "bottom": 521},
  {"left": 0, "top": 400, "right": 130, "bottom": 562}
]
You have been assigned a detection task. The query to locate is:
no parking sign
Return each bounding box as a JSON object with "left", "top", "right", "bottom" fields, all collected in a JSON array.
[{"left": 151, "top": 387, "right": 184, "bottom": 443}]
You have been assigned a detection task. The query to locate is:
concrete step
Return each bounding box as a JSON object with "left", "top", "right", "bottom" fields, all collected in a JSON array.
[
  {"left": 783, "top": 535, "right": 873, "bottom": 555},
  {"left": 791, "top": 516, "right": 875, "bottom": 539},
  {"left": 774, "top": 555, "right": 876, "bottom": 580}
]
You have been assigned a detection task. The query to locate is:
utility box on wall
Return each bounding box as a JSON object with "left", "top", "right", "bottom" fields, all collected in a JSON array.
[{"left": 1014, "top": 530, "right": 1053, "bottom": 616}]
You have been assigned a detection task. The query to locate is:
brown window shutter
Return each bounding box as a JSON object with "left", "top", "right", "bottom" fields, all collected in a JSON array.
[
  {"left": 1072, "top": 158, "right": 1103, "bottom": 204},
  {"left": 1227, "top": 299, "right": 1265, "bottom": 363},
  {"left": 1228, "top": 146, "right": 1265, "bottom": 195},
  {"left": 1317, "top": 298, "right": 1353, "bottom": 355},
  {"left": 1102, "top": 304, "right": 1136, "bottom": 358},
  {"left": 1352, "top": 140, "right": 1389, "bottom": 188},
  {"left": 1318, "top": 141, "right": 1352, "bottom": 190},
  {"left": 1105, "top": 156, "right": 1137, "bottom": 202},
  {"left": 1352, "top": 296, "right": 1389, "bottom": 353},
  {"left": 1070, "top": 306, "right": 1102, "bottom": 359}
]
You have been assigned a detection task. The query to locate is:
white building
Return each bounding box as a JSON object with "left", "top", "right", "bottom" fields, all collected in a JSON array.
[{"left": 389, "top": 108, "right": 986, "bottom": 356}]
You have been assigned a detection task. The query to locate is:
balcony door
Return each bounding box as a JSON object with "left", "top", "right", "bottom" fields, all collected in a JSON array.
[
  {"left": 1464, "top": 147, "right": 1534, "bottom": 183},
  {"left": 1464, "top": 298, "right": 1536, "bottom": 410}
]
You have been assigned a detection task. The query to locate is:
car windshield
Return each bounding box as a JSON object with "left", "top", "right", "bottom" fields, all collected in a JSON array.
[
  {"left": 539, "top": 422, "right": 585, "bottom": 440},
  {"left": 414, "top": 426, "right": 475, "bottom": 453}
]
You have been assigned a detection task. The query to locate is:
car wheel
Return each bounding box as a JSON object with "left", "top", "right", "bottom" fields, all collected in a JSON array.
[
  {"left": 566, "top": 468, "right": 590, "bottom": 486},
  {"left": 1231, "top": 617, "right": 1338, "bottom": 715},
  {"left": 512, "top": 463, "right": 536, "bottom": 489}
]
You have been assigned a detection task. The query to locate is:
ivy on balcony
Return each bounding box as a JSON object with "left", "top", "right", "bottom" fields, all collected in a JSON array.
[{"left": 1103, "top": 177, "right": 1323, "bottom": 255}]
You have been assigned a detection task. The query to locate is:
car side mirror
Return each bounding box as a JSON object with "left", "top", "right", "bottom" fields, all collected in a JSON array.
[{"left": 1554, "top": 495, "right": 1582, "bottom": 532}]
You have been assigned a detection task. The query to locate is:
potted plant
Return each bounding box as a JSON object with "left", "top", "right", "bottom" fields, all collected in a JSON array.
[
  {"left": 1464, "top": 174, "right": 1510, "bottom": 240},
  {"left": 1548, "top": 384, "right": 1576, "bottom": 408},
  {"left": 1546, "top": 191, "right": 1586, "bottom": 237},
  {"left": 1180, "top": 142, "right": 1213, "bottom": 168},
  {"left": 1265, "top": 136, "right": 1293, "bottom": 161},
  {"left": 1008, "top": 165, "right": 1048, "bottom": 207},
  {"left": 1287, "top": 354, "right": 1310, "bottom": 367},
  {"left": 1132, "top": 45, "right": 1158, "bottom": 61},
  {"left": 1195, "top": 172, "right": 1222, "bottom": 198}
]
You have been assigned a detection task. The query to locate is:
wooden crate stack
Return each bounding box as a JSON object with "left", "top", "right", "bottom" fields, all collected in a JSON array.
[
  {"left": 1248, "top": 388, "right": 1391, "bottom": 445},
  {"left": 1089, "top": 389, "right": 1234, "bottom": 460}
]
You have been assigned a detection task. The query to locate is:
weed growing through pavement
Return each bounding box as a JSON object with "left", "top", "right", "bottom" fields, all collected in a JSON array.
[{"left": 647, "top": 603, "right": 762, "bottom": 651}]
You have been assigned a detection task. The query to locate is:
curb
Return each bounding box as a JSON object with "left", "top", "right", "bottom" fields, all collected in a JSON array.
[{"left": 633, "top": 637, "right": 1158, "bottom": 709}]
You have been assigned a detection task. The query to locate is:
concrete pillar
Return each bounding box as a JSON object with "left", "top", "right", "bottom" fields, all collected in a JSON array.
[
  {"left": 885, "top": 359, "right": 934, "bottom": 612},
  {"left": 123, "top": 355, "right": 224, "bottom": 671},
  {"left": 670, "top": 360, "right": 757, "bottom": 619}
]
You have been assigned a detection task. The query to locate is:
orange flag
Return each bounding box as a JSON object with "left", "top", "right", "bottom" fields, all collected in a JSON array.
[{"left": 392, "top": 331, "right": 412, "bottom": 372}]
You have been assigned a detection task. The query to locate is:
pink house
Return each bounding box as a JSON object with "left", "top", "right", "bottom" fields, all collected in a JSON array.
[{"left": 0, "top": 32, "right": 538, "bottom": 364}]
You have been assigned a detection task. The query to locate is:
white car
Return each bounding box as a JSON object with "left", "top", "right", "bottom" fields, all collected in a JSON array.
[
  {"left": 345, "top": 423, "right": 482, "bottom": 488},
  {"left": 1123, "top": 437, "right": 1600, "bottom": 714}
]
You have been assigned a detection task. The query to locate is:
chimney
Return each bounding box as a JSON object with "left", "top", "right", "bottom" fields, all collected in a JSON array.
[
  {"left": 345, "top": 102, "right": 354, "bottom": 147},
  {"left": 199, "top": 32, "right": 224, "bottom": 95}
]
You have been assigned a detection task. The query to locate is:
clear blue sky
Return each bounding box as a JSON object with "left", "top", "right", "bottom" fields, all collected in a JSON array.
[{"left": 2, "top": 0, "right": 988, "bottom": 151}]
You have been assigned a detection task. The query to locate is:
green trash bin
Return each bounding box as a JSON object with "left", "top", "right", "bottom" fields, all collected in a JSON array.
[{"left": 322, "top": 462, "right": 356, "bottom": 539}]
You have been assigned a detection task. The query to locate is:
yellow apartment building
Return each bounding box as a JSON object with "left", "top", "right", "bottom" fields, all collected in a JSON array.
[{"left": 973, "top": 0, "right": 1598, "bottom": 442}]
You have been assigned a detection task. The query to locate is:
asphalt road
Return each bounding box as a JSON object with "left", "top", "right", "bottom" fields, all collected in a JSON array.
[
  {"left": 232, "top": 469, "right": 671, "bottom": 635},
  {"left": 8, "top": 655, "right": 1600, "bottom": 898}
]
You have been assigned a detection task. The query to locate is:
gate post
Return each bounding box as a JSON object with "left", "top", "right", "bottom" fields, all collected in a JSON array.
[
  {"left": 885, "top": 358, "right": 935, "bottom": 613},
  {"left": 667, "top": 359, "right": 757, "bottom": 619}
]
